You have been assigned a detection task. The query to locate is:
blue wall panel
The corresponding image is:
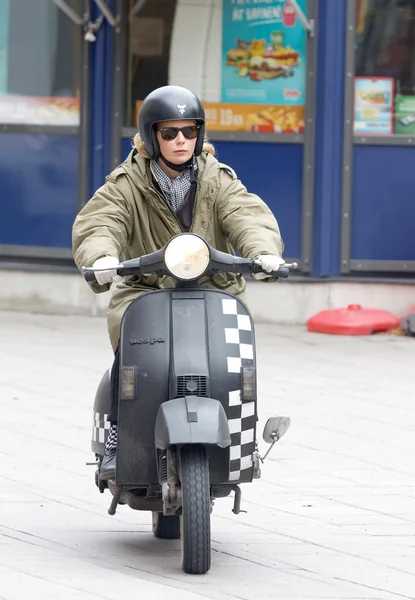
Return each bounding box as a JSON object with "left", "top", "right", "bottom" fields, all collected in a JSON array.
[
  {"left": 213, "top": 142, "right": 303, "bottom": 259},
  {"left": 121, "top": 139, "right": 303, "bottom": 258},
  {"left": 0, "top": 134, "right": 78, "bottom": 248},
  {"left": 352, "top": 145, "right": 415, "bottom": 261}
]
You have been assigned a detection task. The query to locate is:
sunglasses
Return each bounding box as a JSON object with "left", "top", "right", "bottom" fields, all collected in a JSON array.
[{"left": 156, "top": 125, "right": 200, "bottom": 141}]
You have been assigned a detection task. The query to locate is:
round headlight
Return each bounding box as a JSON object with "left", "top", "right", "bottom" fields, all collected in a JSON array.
[{"left": 164, "top": 234, "right": 210, "bottom": 280}]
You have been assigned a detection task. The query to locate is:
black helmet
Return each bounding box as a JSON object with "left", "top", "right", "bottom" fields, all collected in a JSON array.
[{"left": 138, "top": 85, "right": 206, "bottom": 160}]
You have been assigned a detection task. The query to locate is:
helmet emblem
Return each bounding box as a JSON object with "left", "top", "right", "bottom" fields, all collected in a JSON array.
[{"left": 177, "top": 104, "right": 186, "bottom": 115}]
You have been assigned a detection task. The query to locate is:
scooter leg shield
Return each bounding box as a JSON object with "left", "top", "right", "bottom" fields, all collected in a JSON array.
[
  {"left": 154, "top": 396, "right": 231, "bottom": 450},
  {"left": 91, "top": 369, "right": 112, "bottom": 455},
  {"left": 116, "top": 288, "right": 258, "bottom": 486}
]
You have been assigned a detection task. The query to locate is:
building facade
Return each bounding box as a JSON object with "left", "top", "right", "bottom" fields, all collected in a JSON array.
[{"left": 0, "top": 0, "right": 414, "bottom": 280}]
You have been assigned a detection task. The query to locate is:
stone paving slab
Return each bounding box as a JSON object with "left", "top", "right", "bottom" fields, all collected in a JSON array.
[{"left": 0, "top": 311, "right": 414, "bottom": 599}]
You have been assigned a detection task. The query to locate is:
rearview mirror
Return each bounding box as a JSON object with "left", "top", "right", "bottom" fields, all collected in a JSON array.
[{"left": 263, "top": 416, "right": 291, "bottom": 444}]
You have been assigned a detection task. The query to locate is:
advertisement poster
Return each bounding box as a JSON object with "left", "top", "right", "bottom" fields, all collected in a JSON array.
[
  {"left": 0, "top": 95, "right": 80, "bottom": 125},
  {"left": 136, "top": 100, "right": 304, "bottom": 134},
  {"left": 353, "top": 77, "right": 394, "bottom": 135},
  {"left": 203, "top": 102, "right": 304, "bottom": 133},
  {"left": 221, "top": 0, "right": 307, "bottom": 109},
  {"left": 394, "top": 94, "right": 415, "bottom": 135},
  {"left": 0, "top": 0, "right": 10, "bottom": 94}
]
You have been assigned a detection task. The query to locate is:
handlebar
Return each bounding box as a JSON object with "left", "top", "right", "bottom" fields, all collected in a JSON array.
[{"left": 82, "top": 260, "right": 298, "bottom": 283}]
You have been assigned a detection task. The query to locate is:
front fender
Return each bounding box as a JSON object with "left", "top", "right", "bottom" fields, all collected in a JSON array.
[{"left": 155, "top": 396, "right": 231, "bottom": 450}]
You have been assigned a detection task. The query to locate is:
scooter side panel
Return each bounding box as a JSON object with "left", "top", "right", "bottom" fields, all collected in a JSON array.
[
  {"left": 206, "top": 293, "right": 257, "bottom": 484},
  {"left": 91, "top": 369, "right": 111, "bottom": 455}
]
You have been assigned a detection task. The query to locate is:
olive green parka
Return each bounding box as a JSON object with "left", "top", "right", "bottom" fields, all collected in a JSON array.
[{"left": 72, "top": 148, "right": 283, "bottom": 351}]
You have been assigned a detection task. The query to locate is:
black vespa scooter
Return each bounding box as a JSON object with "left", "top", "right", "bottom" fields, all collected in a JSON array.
[{"left": 84, "top": 233, "right": 293, "bottom": 575}]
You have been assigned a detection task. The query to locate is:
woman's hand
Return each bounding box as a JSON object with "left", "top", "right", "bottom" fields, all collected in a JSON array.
[
  {"left": 92, "top": 256, "right": 121, "bottom": 285},
  {"left": 252, "top": 254, "right": 285, "bottom": 280}
]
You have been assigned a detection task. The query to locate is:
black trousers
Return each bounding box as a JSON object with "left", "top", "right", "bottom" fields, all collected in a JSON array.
[{"left": 108, "top": 346, "right": 120, "bottom": 424}]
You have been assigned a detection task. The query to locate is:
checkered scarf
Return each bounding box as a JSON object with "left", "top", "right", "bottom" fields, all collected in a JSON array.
[{"left": 151, "top": 159, "right": 196, "bottom": 213}]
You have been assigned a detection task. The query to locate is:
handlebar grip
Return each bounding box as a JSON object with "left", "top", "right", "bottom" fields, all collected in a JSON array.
[
  {"left": 270, "top": 266, "right": 290, "bottom": 279},
  {"left": 251, "top": 262, "right": 291, "bottom": 279},
  {"left": 84, "top": 270, "right": 96, "bottom": 283}
]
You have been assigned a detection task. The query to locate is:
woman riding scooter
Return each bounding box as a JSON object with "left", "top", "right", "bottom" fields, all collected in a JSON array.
[{"left": 72, "top": 85, "right": 284, "bottom": 480}]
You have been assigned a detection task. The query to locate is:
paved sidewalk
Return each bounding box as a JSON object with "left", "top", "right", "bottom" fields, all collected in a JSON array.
[{"left": 0, "top": 310, "right": 414, "bottom": 600}]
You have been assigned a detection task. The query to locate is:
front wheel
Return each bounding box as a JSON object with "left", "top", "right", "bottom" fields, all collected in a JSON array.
[{"left": 180, "top": 444, "right": 211, "bottom": 575}]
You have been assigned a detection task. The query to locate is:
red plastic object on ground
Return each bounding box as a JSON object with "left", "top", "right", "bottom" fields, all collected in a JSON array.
[{"left": 307, "top": 304, "right": 400, "bottom": 336}]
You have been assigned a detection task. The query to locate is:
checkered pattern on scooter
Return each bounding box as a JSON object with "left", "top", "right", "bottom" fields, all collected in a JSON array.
[
  {"left": 92, "top": 412, "right": 110, "bottom": 444},
  {"left": 221, "top": 298, "right": 256, "bottom": 482}
]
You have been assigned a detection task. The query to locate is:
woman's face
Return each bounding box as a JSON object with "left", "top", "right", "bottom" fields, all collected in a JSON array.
[{"left": 156, "top": 119, "right": 198, "bottom": 164}]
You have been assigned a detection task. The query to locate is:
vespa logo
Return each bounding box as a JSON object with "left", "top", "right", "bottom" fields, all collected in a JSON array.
[
  {"left": 177, "top": 104, "right": 186, "bottom": 115},
  {"left": 129, "top": 337, "right": 165, "bottom": 346}
]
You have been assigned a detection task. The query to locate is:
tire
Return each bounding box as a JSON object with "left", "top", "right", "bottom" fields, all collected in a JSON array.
[
  {"left": 152, "top": 512, "right": 180, "bottom": 539},
  {"left": 180, "top": 444, "right": 211, "bottom": 575}
]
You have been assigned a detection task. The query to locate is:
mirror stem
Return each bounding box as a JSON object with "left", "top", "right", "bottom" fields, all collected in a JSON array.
[{"left": 260, "top": 433, "right": 278, "bottom": 462}]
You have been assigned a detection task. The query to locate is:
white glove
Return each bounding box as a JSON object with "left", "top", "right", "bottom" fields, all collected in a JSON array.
[
  {"left": 252, "top": 254, "right": 285, "bottom": 280},
  {"left": 92, "top": 256, "right": 121, "bottom": 286}
]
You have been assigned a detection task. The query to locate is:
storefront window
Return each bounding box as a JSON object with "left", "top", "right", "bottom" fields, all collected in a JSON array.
[
  {"left": 126, "top": 0, "right": 307, "bottom": 134},
  {"left": 0, "top": 0, "right": 81, "bottom": 125},
  {"left": 354, "top": 0, "right": 415, "bottom": 135}
]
